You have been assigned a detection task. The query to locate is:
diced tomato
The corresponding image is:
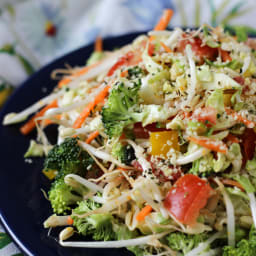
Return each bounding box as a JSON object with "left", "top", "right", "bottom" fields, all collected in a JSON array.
[
  {"left": 192, "top": 107, "right": 217, "bottom": 127},
  {"left": 225, "top": 134, "right": 240, "bottom": 144},
  {"left": 107, "top": 51, "right": 141, "bottom": 76},
  {"left": 133, "top": 122, "right": 167, "bottom": 139},
  {"left": 240, "top": 128, "right": 256, "bottom": 164},
  {"left": 164, "top": 174, "right": 212, "bottom": 225},
  {"left": 177, "top": 36, "right": 218, "bottom": 62},
  {"left": 233, "top": 76, "right": 245, "bottom": 85},
  {"left": 219, "top": 49, "right": 232, "bottom": 62}
]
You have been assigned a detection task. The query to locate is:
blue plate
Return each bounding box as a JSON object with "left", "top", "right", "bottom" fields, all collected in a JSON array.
[{"left": 0, "top": 32, "right": 143, "bottom": 256}]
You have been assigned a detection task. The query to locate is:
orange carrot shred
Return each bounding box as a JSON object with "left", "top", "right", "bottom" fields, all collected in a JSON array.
[
  {"left": 86, "top": 131, "right": 100, "bottom": 144},
  {"left": 67, "top": 216, "right": 74, "bottom": 225},
  {"left": 160, "top": 41, "right": 172, "bottom": 53},
  {"left": 94, "top": 36, "right": 103, "bottom": 52},
  {"left": 120, "top": 70, "right": 128, "bottom": 77},
  {"left": 153, "top": 9, "right": 174, "bottom": 31},
  {"left": 42, "top": 114, "right": 61, "bottom": 127},
  {"left": 136, "top": 205, "right": 153, "bottom": 221},
  {"left": 20, "top": 100, "right": 58, "bottom": 135},
  {"left": 72, "top": 85, "right": 110, "bottom": 129},
  {"left": 188, "top": 136, "right": 228, "bottom": 154},
  {"left": 221, "top": 179, "right": 245, "bottom": 191},
  {"left": 117, "top": 167, "right": 129, "bottom": 171},
  {"left": 150, "top": 9, "right": 174, "bottom": 41},
  {"left": 225, "top": 107, "right": 255, "bottom": 128}
]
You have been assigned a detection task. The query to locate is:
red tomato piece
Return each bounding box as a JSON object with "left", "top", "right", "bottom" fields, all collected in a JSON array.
[
  {"left": 192, "top": 107, "right": 217, "bottom": 127},
  {"left": 177, "top": 36, "right": 218, "bottom": 62},
  {"left": 233, "top": 76, "right": 245, "bottom": 85},
  {"left": 133, "top": 122, "right": 167, "bottom": 139},
  {"left": 219, "top": 49, "right": 232, "bottom": 62},
  {"left": 240, "top": 128, "right": 256, "bottom": 165},
  {"left": 164, "top": 174, "right": 212, "bottom": 225}
]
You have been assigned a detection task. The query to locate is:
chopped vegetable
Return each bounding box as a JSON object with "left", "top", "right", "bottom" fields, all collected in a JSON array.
[
  {"left": 136, "top": 205, "right": 153, "bottom": 221},
  {"left": 164, "top": 174, "right": 212, "bottom": 225},
  {"left": 73, "top": 85, "right": 110, "bottom": 129},
  {"left": 150, "top": 130, "right": 179, "bottom": 158},
  {"left": 86, "top": 131, "right": 100, "bottom": 144},
  {"left": 20, "top": 100, "right": 58, "bottom": 135},
  {"left": 188, "top": 136, "right": 228, "bottom": 154}
]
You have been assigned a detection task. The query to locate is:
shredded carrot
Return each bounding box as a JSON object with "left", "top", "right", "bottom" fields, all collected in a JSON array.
[
  {"left": 73, "top": 85, "right": 110, "bottom": 129},
  {"left": 94, "top": 36, "right": 103, "bottom": 52},
  {"left": 225, "top": 134, "right": 240, "bottom": 143},
  {"left": 136, "top": 205, "right": 153, "bottom": 221},
  {"left": 160, "top": 41, "right": 172, "bottom": 53},
  {"left": 86, "top": 130, "right": 100, "bottom": 144},
  {"left": 58, "top": 61, "right": 102, "bottom": 88},
  {"left": 225, "top": 107, "right": 255, "bottom": 128},
  {"left": 188, "top": 136, "right": 228, "bottom": 154},
  {"left": 149, "top": 9, "right": 174, "bottom": 42},
  {"left": 120, "top": 70, "right": 128, "bottom": 77},
  {"left": 20, "top": 100, "right": 58, "bottom": 135},
  {"left": 42, "top": 114, "right": 61, "bottom": 127},
  {"left": 221, "top": 179, "right": 245, "bottom": 191},
  {"left": 154, "top": 9, "right": 174, "bottom": 31},
  {"left": 67, "top": 216, "right": 74, "bottom": 225},
  {"left": 117, "top": 167, "right": 129, "bottom": 171}
]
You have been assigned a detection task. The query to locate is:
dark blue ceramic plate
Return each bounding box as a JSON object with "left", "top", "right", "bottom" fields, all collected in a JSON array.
[{"left": 0, "top": 32, "right": 144, "bottom": 256}]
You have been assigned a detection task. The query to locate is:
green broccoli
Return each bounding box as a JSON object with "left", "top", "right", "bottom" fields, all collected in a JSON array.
[
  {"left": 127, "top": 66, "right": 144, "bottom": 79},
  {"left": 46, "top": 138, "right": 94, "bottom": 214},
  {"left": 115, "top": 225, "right": 148, "bottom": 256},
  {"left": 71, "top": 199, "right": 116, "bottom": 241},
  {"left": 222, "top": 227, "right": 256, "bottom": 256},
  {"left": 112, "top": 142, "right": 136, "bottom": 165},
  {"left": 44, "top": 137, "right": 93, "bottom": 175},
  {"left": 166, "top": 232, "right": 208, "bottom": 255},
  {"left": 48, "top": 174, "right": 88, "bottom": 214},
  {"left": 101, "top": 80, "right": 143, "bottom": 138},
  {"left": 189, "top": 154, "right": 214, "bottom": 177}
]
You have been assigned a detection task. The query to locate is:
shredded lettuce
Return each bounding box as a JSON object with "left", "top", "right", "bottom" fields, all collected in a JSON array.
[{"left": 206, "top": 89, "right": 225, "bottom": 113}]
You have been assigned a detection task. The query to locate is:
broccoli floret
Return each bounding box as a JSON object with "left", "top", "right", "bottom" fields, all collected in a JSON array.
[
  {"left": 71, "top": 199, "right": 116, "bottom": 241},
  {"left": 112, "top": 142, "right": 136, "bottom": 165},
  {"left": 44, "top": 137, "right": 93, "bottom": 174},
  {"left": 115, "top": 225, "right": 147, "bottom": 256},
  {"left": 46, "top": 138, "right": 94, "bottom": 214},
  {"left": 223, "top": 227, "right": 256, "bottom": 256},
  {"left": 48, "top": 174, "right": 88, "bottom": 214},
  {"left": 127, "top": 66, "right": 144, "bottom": 79},
  {"left": 166, "top": 232, "right": 208, "bottom": 255},
  {"left": 101, "top": 80, "right": 143, "bottom": 138}
]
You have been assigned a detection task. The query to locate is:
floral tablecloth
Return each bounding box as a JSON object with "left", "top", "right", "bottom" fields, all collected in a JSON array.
[{"left": 0, "top": 0, "right": 256, "bottom": 255}]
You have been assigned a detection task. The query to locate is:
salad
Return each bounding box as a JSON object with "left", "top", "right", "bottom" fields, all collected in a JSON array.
[{"left": 3, "top": 9, "right": 256, "bottom": 256}]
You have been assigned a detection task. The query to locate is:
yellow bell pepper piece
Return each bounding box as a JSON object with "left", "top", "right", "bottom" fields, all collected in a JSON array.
[
  {"left": 43, "top": 169, "right": 58, "bottom": 180},
  {"left": 150, "top": 131, "right": 179, "bottom": 158}
]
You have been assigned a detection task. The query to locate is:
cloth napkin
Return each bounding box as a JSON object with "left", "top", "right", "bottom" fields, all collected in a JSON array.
[{"left": 0, "top": 0, "right": 256, "bottom": 255}]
